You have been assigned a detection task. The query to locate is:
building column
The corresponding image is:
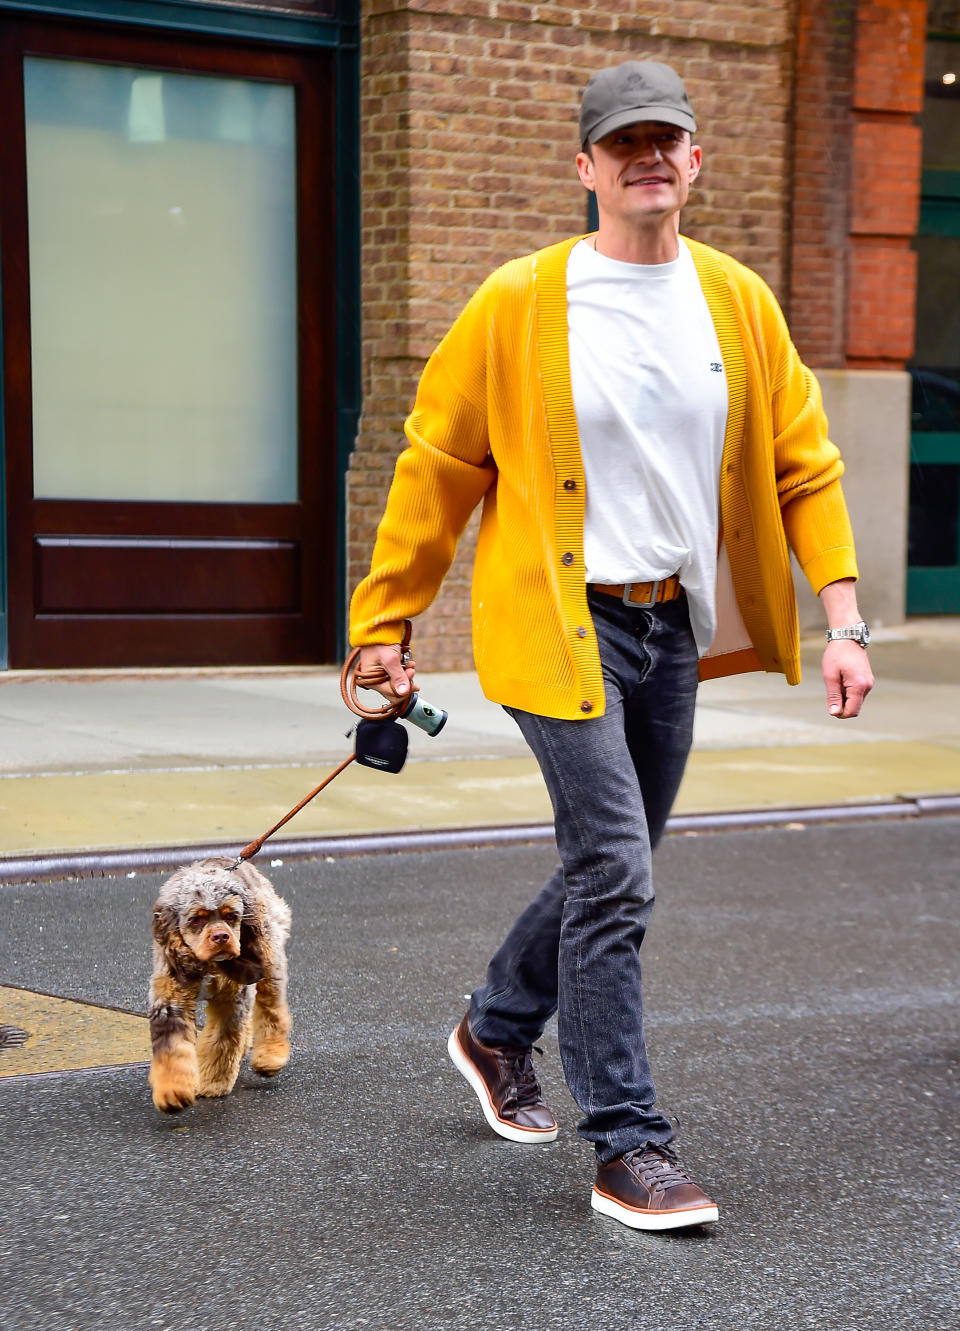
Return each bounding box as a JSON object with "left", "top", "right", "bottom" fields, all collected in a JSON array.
[{"left": 789, "top": 0, "right": 927, "bottom": 629}]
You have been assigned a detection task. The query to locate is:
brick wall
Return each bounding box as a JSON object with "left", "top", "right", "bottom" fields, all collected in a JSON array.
[
  {"left": 787, "top": 0, "right": 926, "bottom": 371},
  {"left": 846, "top": 0, "right": 926, "bottom": 368},
  {"left": 348, "top": 0, "right": 904, "bottom": 669},
  {"left": 787, "top": 0, "right": 857, "bottom": 368}
]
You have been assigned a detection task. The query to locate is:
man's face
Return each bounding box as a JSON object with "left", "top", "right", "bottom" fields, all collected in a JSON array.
[{"left": 576, "top": 122, "right": 702, "bottom": 228}]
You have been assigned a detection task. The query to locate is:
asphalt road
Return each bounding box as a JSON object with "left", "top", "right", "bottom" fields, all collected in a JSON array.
[{"left": 1, "top": 818, "right": 957, "bottom": 1331}]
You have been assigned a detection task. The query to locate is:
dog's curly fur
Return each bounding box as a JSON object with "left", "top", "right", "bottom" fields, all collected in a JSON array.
[{"left": 148, "top": 857, "right": 291, "bottom": 1113}]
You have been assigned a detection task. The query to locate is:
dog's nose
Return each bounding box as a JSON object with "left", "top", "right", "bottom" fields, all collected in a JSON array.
[{"left": 209, "top": 928, "right": 231, "bottom": 945}]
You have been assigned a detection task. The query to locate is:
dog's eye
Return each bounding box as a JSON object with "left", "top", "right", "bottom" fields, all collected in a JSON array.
[{"left": 222, "top": 911, "right": 240, "bottom": 924}]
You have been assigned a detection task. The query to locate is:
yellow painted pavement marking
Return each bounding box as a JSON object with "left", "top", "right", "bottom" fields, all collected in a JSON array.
[
  {"left": 0, "top": 757, "right": 549, "bottom": 854},
  {"left": 0, "top": 985, "right": 150, "bottom": 1077},
  {"left": 680, "top": 740, "right": 960, "bottom": 815},
  {"left": 0, "top": 741, "right": 958, "bottom": 856}
]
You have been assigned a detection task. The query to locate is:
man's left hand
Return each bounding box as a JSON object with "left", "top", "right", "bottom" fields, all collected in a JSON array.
[{"left": 822, "top": 640, "right": 874, "bottom": 718}]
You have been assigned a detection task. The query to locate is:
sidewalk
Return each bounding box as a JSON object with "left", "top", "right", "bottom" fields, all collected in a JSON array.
[{"left": 1, "top": 617, "right": 959, "bottom": 869}]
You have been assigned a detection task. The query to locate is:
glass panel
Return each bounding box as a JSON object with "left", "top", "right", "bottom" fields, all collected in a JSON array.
[
  {"left": 920, "top": 38, "right": 960, "bottom": 172},
  {"left": 911, "top": 39, "right": 960, "bottom": 434},
  {"left": 25, "top": 58, "right": 298, "bottom": 502},
  {"left": 927, "top": 2, "right": 960, "bottom": 38},
  {"left": 908, "top": 464, "right": 960, "bottom": 565},
  {"left": 910, "top": 233, "right": 960, "bottom": 431}
]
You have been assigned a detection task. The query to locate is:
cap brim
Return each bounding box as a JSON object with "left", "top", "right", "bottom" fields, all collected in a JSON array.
[{"left": 586, "top": 106, "right": 697, "bottom": 142}]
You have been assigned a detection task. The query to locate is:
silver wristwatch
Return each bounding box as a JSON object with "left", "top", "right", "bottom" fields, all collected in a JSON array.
[{"left": 825, "top": 621, "right": 870, "bottom": 649}]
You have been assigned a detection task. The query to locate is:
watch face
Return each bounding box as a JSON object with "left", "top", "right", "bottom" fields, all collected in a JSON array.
[{"left": 860, "top": 622, "right": 870, "bottom": 647}]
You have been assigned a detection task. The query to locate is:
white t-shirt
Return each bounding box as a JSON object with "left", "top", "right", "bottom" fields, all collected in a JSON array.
[{"left": 567, "top": 238, "right": 729, "bottom": 654}]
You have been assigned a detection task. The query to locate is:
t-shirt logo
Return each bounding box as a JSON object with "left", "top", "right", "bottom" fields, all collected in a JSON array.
[{"left": 710, "top": 362, "right": 723, "bottom": 373}]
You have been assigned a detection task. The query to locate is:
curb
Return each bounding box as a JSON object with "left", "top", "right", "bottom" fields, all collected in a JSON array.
[{"left": 2, "top": 794, "right": 959, "bottom": 885}]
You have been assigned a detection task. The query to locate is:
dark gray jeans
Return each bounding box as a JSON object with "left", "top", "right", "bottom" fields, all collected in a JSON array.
[{"left": 469, "top": 588, "right": 700, "bottom": 1164}]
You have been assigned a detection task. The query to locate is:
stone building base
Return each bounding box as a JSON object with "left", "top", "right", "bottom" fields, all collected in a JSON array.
[{"left": 794, "top": 370, "right": 910, "bottom": 632}]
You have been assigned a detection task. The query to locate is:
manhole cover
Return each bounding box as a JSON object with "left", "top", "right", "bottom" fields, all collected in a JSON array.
[{"left": 0, "top": 1024, "right": 29, "bottom": 1050}]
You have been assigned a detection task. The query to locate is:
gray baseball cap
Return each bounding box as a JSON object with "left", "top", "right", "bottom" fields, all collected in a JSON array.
[{"left": 579, "top": 61, "right": 697, "bottom": 145}]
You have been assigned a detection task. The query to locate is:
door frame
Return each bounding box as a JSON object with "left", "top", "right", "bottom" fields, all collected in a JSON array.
[{"left": 0, "top": 0, "right": 360, "bottom": 668}]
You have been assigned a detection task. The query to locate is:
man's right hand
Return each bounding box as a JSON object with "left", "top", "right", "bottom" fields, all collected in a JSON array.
[{"left": 357, "top": 643, "right": 416, "bottom": 702}]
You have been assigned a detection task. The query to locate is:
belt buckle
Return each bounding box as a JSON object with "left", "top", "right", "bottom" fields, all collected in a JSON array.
[{"left": 623, "top": 580, "right": 659, "bottom": 607}]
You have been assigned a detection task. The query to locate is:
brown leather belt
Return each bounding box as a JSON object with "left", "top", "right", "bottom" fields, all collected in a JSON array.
[{"left": 590, "top": 575, "right": 682, "bottom": 607}]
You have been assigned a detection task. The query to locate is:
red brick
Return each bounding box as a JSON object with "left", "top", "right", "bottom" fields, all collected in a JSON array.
[
  {"left": 849, "top": 119, "right": 922, "bottom": 235},
  {"left": 852, "top": 0, "right": 926, "bottom": 114},
  {"left": 846, "top": 240, "right": 917, "bottom": 360}
]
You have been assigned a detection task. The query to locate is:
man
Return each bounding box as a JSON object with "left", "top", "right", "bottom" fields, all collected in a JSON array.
[{"left": 349, "top": 60, "right": 874, "bottom": 1231}]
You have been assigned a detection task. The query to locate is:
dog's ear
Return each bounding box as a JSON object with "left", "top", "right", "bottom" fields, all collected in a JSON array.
[
  {"left": 152, "top": 899, "right": 180, "bottom": 946},
  {"left": 217, "top": 915, "right": 266, "bottom": 985},
  {"left": 152, "top": 899, "right": 200, "bottom": 983},
  {"left": 242, "top": 905, "right": 267, "bottom": 971},
  {"left": 213, "top": 861, "right": 270, "bottom": 985},
  {"left": 217, "top": 954, "right": 264, "bottom": 986}
]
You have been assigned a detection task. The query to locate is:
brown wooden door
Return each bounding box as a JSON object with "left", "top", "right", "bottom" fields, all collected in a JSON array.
[{"left": 0, "top": 19, "right": 338, "bottom": 667}]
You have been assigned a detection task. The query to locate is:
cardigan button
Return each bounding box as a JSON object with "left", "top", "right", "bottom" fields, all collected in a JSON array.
[
  {"left": 580, "top": 700, "right": 593, "bottom": 713},
  {"left": 576, "top": 625, "right": 587, "bottom": 639},
  {"left": 561, "top": 551, "right": 574, "bottom": 566},
  {"left": 563, "top": 478, "right": 577, "bottom": 491}
]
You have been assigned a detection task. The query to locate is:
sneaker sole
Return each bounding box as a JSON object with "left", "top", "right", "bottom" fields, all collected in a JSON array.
[
  {"left": 446, "top": 1028, "right": 559, "bottom": 1144},
  {"left": 591, "top": 1186, "right": 719, "bottom": 1231}
]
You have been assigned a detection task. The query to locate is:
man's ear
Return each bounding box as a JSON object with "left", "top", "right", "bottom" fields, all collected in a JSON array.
[{"left": 576, "top": 149, "right": 596, "bottom": 192}]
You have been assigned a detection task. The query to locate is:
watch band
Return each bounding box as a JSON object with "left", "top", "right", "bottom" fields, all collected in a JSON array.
[{"left": 825, "top": 621, "right": 870, "bottom": 648}]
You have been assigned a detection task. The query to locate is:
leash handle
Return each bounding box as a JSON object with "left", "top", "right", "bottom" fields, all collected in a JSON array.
[
  {"left": 340, "top": 620, "right": 414, "bottom": 720},
  {"left": 233, "top": 623, "right": 416, "bottom": 867}
]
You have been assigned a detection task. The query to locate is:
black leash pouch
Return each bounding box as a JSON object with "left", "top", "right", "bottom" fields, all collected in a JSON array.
[{"left": 354, "top": 718, "right": 408, "bottom": 774}]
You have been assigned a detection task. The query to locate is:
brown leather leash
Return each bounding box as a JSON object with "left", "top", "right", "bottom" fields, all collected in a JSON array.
[
  {"left": 231, "top": 623, "right": 415, "bottom": 867},
  {"left": 231, "top": 751, "right": 358, "bottom": 866}
]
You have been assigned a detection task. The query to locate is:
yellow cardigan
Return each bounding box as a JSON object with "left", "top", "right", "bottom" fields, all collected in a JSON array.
[{"left": 350, "top": 235, "right": 859, "bottom": 720}]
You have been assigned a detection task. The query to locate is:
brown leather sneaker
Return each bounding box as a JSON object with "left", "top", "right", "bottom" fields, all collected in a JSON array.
[
  {"left": 592, "top": 1145, "right": 719, "bottom": 1230},
  {"left": 447, "top": 1013, "right": 558, "bottom": 1144}
]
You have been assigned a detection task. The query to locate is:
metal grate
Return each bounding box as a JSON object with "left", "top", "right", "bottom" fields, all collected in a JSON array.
[{"left": 0, "top": 1024, "right": 29, "bottom": 1050}]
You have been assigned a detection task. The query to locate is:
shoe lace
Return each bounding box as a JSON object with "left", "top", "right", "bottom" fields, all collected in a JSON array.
[
  {"left": 623, "top": 1144, "right": 694, "bottom": 1193},
  {"left": 501, "top": 1044, "right": 544, "bottom": 1110}
]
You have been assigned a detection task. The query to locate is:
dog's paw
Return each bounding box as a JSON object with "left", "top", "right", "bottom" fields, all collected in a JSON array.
[
  {"left": 196, "top": 1055, "right": 240, "bottom": 1098},
  {"left": 249, "top": 1036, "right": 291, "bottom": 1077},
  {"left": 196, "top": 1077, "right": 239, "bottom": 1099},
  {"left": 196, "top": 1032, "right": 244, "bottom": 1097},
  {"left": 150, "top": 1053, "right": 198, "bottom": 1113}
]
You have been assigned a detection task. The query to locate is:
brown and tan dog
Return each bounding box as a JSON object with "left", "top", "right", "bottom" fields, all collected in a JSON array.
[{"left": 148, "top": 857, "right": 291, "bottom": 1113}]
